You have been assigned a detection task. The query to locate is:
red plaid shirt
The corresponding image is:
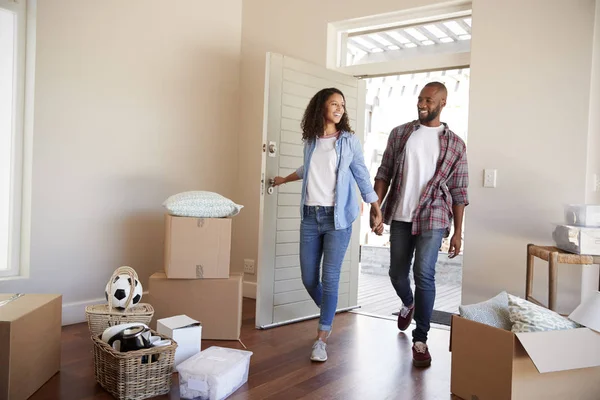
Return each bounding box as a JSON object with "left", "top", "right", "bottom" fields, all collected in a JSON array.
[{"left": 375, "top": 120, "right": 469, "bottom": 235}]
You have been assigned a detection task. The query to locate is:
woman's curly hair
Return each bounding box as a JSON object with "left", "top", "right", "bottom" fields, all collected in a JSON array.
[{"left": 301, "top": 88, "right": 353, "bottom": 141}]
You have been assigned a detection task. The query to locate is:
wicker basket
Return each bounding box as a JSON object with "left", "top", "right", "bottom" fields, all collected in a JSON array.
[
  {"left": 92, "top": 329, "right": 177, "bottom": 400},
  {"left": 85, "top": 266, "right": 154, "bottom": 337}
]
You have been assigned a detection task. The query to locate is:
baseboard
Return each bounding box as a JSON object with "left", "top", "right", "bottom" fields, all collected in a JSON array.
[
  {"left": 243, "top": 280, "right": 257, "bottom": 299},
  {"left": 61, "top": 291, "right": 150, "bottom": 326}
]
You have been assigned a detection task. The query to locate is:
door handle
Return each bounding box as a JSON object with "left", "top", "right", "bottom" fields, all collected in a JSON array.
[{"left": 267, "top": 178, "right": 276, "bottom": 195}]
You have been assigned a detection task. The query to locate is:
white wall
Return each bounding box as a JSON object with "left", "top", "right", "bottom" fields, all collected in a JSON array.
[
  {"left": 238, "top": 0, "right": 598, "bottom": 314},
  {"left": 587, "top": 0, "right": 600, "bottom": 204},
  {"left": 0, "top": 0, "right": 243, "bottom": 324}
]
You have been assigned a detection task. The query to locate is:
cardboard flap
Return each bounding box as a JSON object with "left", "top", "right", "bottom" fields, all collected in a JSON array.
[
  {"left": 569, "top": 291, "right": 600, "bottom": 333},
  {"left": 159, "top": 315, "right": 201, "bottom": 329},
  {"left": 515, "top": 328, "right": 600, "bottom": 373}
]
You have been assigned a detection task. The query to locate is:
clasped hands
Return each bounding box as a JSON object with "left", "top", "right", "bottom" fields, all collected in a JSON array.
[{"left": 370, "top": 206, "right": 383, "bottom": 236}]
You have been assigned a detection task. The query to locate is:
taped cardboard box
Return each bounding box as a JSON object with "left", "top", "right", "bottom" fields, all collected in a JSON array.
[
  {"left": 450, "top": 293, "right": 600, "bottom": 400},
  {"left": 148, "top": 272, "right": 242, "bottom": 340},
  {"left": 0, "top": 294, "right": 62, "bottom": 400},
  {"left": 164, "top": 214, "right": 231, "bottom": 279}
]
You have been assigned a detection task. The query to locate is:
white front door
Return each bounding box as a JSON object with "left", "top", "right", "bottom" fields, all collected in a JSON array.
[{"left": 255, "top": 53, "right": 366, "bottom": 329}]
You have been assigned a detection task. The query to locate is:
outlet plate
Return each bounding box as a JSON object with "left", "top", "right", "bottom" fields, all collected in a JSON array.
[
  {"left": 483, "top": 169, "right": 497, "bottom": 188},
  {"left": 244, "top": 259, "right": 255, "bottom": 275}
]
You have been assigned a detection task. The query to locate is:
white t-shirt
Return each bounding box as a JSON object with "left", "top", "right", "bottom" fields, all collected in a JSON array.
[
  {"left": 393, "top": 124, "right": 443, "bottom": 222},
  {"left": 305, "top": 136, "right": 338, "bottom": 206}
]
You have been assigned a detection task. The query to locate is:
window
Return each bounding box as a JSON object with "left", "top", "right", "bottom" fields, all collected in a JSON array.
[
  {"left": 344, "top": 15, "right": 472, "bottom": 67},
  {"left": 327, "top": 3, "right": 472, "bottom": 71},
  {"left": 0, "top": 0, "right": 34, "bottom": 277}
]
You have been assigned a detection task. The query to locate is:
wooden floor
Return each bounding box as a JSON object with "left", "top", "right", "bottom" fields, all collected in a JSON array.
[
  {"left": 357, "top": 273, "right": 461, "bottom": 317},
  {"left": 30, "top": 299, "right": 460, "bottom": 400}
]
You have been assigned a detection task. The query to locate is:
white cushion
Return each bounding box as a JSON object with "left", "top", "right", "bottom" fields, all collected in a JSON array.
[
  {"left": 459, "top": 291, "right": 512, "bottom": 330},
  {"left": 507, "top": 294, "right": 581, "bottom": 333},
  {"left": 163, "top": 191, "right": 243, "bottom": 218}
]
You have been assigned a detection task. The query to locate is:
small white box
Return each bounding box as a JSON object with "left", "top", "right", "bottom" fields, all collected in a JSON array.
[
  {"left": 157, "top": 314, "right": 202, "bottom": 367},
  {"left": 176, "top": 346, "right": 253, "bottom": 400},
  {"left": 564, "top": 204, "right": 600, "bottom": 227}
]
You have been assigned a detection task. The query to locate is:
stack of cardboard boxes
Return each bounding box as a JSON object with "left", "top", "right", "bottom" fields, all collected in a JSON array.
[{"left": 148, "top": 214, "right": 243, "bottom": 341}]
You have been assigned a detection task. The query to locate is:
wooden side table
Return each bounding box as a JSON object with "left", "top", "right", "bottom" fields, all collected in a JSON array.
[{"left": 526, "top": 244, "right": 600, "bottom": 311}]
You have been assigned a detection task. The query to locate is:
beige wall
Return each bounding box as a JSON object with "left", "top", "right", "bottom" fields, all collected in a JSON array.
[
  {"left": 587, "top": 0, "right": 600, "bottom": 204},
  {"left": 0, "top": 0, "right": 243, "bottom": 323},
  {"left": 238, "top": 0, "right": 598, "bottom": 314},
  {"left": 463, "top": 0, "right": 595, "bottom": 313}
]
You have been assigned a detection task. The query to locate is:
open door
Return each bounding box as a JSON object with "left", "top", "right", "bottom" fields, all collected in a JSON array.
[{"left": 256, "top": 53, "right": 367, "bottom": 329}]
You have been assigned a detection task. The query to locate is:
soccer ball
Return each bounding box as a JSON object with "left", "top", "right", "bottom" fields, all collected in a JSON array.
[{"left": 105, "top": 274, "right": 143, "bottom": 310}]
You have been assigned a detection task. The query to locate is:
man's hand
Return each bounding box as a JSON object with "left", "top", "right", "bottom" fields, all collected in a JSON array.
[
  {"left": 370, "top": 207, "right": 384, "bottom": 235},
  {"left": 448, "top": 232, "right": 462, "bottom": 258}
]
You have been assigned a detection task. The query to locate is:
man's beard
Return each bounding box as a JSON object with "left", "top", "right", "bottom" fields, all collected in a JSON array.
[{"left": 418, "top": 105, "right": 441, "bottom": 124}]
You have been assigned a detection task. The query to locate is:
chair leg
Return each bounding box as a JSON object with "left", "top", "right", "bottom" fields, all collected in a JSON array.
[
  {"left": 526, "top": 244, "right": 534, "bottom": 300},
  {"left": 548, "top": 252, "right": 558, "bottom": 311}
]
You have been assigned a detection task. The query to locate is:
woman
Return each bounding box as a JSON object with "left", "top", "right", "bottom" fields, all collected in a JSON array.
[{"left": 273, "top": 87, "right": 382, "bottom": 362}]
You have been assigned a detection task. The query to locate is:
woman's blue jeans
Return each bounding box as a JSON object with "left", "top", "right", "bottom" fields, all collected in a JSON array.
[{"left": 299, "top": 205, "right": 352, "bottom": 332}]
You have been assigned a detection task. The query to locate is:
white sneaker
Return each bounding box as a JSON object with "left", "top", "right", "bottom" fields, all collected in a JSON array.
[{"left": 310, "top": 339, "right": 327, "bottom": 362}]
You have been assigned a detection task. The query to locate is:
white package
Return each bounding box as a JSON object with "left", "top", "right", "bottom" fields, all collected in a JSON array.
[
  {"left": 552, "top": 224, "right": 600, "bottom": 255},
  {"left": 564, "top": 204, "right": 600, "bottom": 227},
  {"left": 176, "top": 346, "right": 253, "bottom": 400}
]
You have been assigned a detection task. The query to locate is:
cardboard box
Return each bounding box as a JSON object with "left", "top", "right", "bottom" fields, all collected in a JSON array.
[
  {"left": 157, "top": 315, "right": 202, "bottom": 367},
  {"left": 450, "top": 314, "right": 600, "bottom": 399},
  {"left": 148, "top": 272, "right": 242, "bottom": 340},
  {"left": 0, "top": 294, "right": 62, "bottom": 400},
  {"left": 164, "top": 214, "right": 232, "bottom": 279}
]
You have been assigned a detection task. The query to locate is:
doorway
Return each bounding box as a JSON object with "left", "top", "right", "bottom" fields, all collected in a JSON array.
[
  {"left": 327, "top": 7, "right": 473, "bottom": 324},
  {"left": 357, "top": 68, "right": 470, "bottom": 321}
]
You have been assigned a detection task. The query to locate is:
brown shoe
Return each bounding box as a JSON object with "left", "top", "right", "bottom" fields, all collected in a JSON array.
[
  {"left": 412, "top": 341, "right": 431, "bottom": 367},
  {"left": 397, "top": 305, "right": 414, "bottom": 331}
]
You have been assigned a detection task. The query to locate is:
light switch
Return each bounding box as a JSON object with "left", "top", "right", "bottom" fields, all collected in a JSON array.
[{"left": 483, "top": 169, "right": 497, "bottom": 188}]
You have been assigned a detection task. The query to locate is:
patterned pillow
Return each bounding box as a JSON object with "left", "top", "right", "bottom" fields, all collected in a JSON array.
[
  {"left": 163, "top": 191, "right": 243, "bottom": 218},
  {"left": 459, "top": 291, "right": 512, "bottom": 330},
  {"left": 507, "top": 294, "right": 581, "bottom": 333}
]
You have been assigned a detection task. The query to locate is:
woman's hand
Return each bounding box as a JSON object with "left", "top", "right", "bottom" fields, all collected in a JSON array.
[{"left": 272, "top": 176, "right": 287, "bottom": 186}]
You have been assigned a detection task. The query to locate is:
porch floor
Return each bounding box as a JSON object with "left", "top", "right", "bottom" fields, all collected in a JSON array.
[{"left": 357, "top": 271, "right": 462, "bottom": 317}]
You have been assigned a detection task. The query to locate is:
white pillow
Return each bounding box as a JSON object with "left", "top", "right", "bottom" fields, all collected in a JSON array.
[
  {"left": 458, "top": 291, "right": 512, "bottom": 330},
  {"left": 507, "top": 294, "right": 581, "bottom": 333},
  {"left": 163, "top": 191, "right": 243, "bottom": 218}
]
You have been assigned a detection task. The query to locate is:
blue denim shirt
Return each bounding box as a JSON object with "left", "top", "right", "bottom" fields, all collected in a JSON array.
[{"left": 295, "top": 131, "right": 378, "bottom": 230}]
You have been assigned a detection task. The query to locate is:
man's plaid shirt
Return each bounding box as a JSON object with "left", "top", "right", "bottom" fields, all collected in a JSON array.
[{"left": 375, "top": 120, "right": 469, "bottom": 235}]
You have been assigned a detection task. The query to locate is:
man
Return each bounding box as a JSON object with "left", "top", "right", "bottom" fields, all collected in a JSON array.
[{"left": 370, "top": 81, "right": 469, "bottom": 368}]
